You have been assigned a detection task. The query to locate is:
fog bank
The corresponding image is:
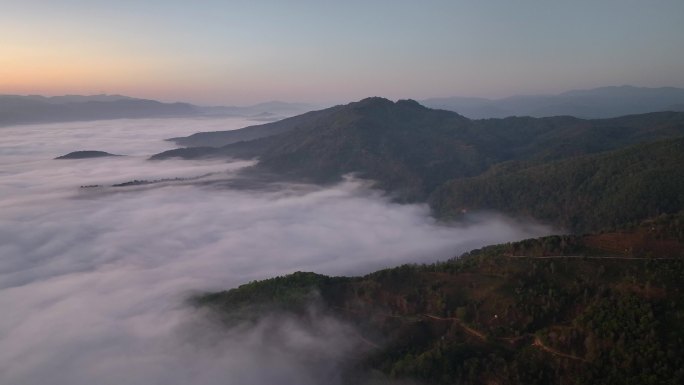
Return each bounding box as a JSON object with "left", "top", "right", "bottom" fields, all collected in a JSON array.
[{"left": 0, "top": 117, "right": 552, "bottom": 384}]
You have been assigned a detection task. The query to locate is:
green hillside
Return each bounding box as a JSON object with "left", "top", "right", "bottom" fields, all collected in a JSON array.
[
  {"left": 196, "top": 213, "right": 684, "bottom": 385},
  {"left": 431, "top": 137, "right": 684, "bottom": 232}
]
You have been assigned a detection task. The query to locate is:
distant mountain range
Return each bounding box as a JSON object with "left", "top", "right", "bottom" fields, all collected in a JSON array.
[
  {"left": 0, "top": 95, "right": 197, "bottom": 126},
  {"left": 4, "top": 86, "right": 684, "bottom": 126},
  {"left": 156, "top": 97, "right": 684, "bottom": 232},
  {"left": 421, "top": 86, "right": 684, "bottom": 119},
  {"left": 0, "top": 94, "right": 318, "bottom": 126}
]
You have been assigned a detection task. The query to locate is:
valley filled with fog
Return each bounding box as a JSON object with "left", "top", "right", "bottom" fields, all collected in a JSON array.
[{"left": 0, "top": 117, "right": 552, "bottom": 385}]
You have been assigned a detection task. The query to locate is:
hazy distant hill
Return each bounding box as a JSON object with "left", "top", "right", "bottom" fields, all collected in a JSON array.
[
  {"left": 198, "top": 101, "right": 320, "bottom": 118},
  {"left": 16, "top": 94, "right": 136, "bottom": 104},
  {"left": 0, "top": 95, "right": 198, "bottom": 126},
  {"left": 422, "top": 86, "right": 684, "bottom": 119},
  {"left": 0, "top": 94, "right": 319, "bottom": 126}
]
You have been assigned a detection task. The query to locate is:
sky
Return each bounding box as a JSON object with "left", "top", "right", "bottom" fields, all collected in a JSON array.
[{"left": 1, "top": 0, "right": 683, "bottom": 105}]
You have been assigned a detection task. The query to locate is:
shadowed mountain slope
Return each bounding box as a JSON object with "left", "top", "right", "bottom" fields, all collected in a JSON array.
[
  {"left": 430, "top": 137, "right": 684, "bottom": 232},
  {"left": 155, "top": 99, "right": 684, "bottom": 215}
]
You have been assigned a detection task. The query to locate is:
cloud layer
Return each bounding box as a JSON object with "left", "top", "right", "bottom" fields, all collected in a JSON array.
[{"left": 0, "top": 117, "right": 552, "bottom": 384}]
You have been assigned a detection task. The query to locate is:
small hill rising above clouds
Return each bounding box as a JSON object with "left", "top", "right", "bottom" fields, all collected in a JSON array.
[
  {"left": 421, "top": 86, "right": 684, "bottom": 119},
  {"left": 55, "top": 150, "right": 122, "bottom": 159}
]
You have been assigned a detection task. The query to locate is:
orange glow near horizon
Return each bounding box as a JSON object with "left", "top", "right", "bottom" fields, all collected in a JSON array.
[
  {"left": 0, "top": 42, "right": 289, "bottom": 104},
  {"left": 2, "top": 40, "right": 161, "bottom": 93},
  {"left": 2, "top": 0, "right": 683, "bottom": 107}
]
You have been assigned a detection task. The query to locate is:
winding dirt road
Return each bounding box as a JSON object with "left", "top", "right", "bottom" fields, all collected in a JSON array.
[{"left": 532, "top": 336, "right": 586, "bottom": 362}]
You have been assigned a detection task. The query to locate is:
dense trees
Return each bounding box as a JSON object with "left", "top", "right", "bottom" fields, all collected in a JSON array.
[
  {"left": 431, "top": 138, "right": 684, "bottom": 232},
  {"left": 196, "top": 214, "right": 684, "bottom": 384}
]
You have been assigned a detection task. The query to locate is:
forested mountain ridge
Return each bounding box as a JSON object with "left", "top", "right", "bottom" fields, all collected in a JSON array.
[
  {"left": 156, "top": 98, "right": 684, "bottom": 230},
  {"left": 156, "top": 98, "right": 476, "bottom": 200},
  {"left": 196, "top": 213, "right": 684, "bottom": 385}
]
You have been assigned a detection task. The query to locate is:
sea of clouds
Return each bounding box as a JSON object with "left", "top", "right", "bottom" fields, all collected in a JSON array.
[{"left": 0, "top": 117, "right": 552, "bottom": 384}]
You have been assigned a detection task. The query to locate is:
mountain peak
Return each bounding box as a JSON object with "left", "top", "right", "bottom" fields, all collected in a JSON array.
[
  {"left": 352, "top": 97, "right": 425, "bottom": 108},
  {"left": 354, "top": 96, "right": 394, "bottom": 107},
  {"left": 349, "top": 97, "right": 431, "bottom": 116}
]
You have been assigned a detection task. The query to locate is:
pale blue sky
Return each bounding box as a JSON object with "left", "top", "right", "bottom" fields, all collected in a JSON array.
[{"left": 1, "top": 0, "right": 683, "bottom": 104}]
